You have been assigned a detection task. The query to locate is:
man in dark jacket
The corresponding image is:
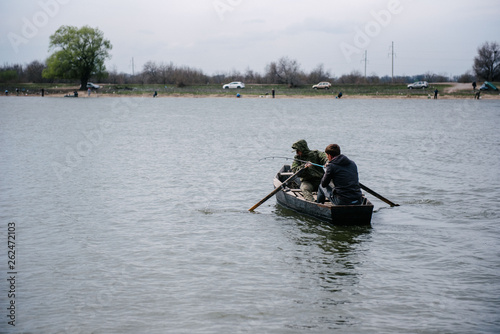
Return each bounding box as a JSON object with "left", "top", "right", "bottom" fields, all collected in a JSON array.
[
  {"left": 291, "top": 139, "right": 328, "bottom": 201},
  {"left": 316, "top": 144, "right": 362, "bottom": 205}
]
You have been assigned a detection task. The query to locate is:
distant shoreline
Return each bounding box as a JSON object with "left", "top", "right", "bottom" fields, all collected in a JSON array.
[
  {"left": 2, "top": 91, "right": 499, "bottom": 99},
  {"left": 2, "top": 93, "right": 499, "bottom": 99},
  {"left": 2, "top": 82, "right": 499, "bottom": 99}
]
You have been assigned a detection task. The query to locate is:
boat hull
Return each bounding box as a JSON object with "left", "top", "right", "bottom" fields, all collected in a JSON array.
[{"left": 274, "top": 165, "right": 374, "bottom": 226}]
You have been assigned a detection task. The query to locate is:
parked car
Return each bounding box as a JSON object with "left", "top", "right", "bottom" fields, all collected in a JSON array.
[
  {"left": 87, "top": 82, "right": 100, "bottom": 89},
  {"left": 222, "top": 81, "right": 245, "bottom": 89},
  {"left": 312, "top": 82, "right": 331, "bottom": 89},
  {"left": 407, "top": 81, "right": 428, "bottom": 89}
]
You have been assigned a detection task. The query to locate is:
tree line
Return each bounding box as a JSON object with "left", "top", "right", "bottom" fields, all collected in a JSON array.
[
  {"left": 0, "top": 57, "right": 482, "bottom": 86},
  {"left": 1, "top": 25, "right": 498, "bottom": 87}
]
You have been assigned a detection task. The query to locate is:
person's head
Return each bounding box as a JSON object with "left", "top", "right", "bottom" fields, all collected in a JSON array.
[
  {"left": 325, "top": 144, "right": 341, "bottom": 159},
  {"left": 292, "top": 139, "right": 309, "bottom": 156}
]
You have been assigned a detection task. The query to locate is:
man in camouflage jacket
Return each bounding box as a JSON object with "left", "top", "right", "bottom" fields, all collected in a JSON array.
[{"left": 291, "top": 139, "right": 328, "bottom": 201}]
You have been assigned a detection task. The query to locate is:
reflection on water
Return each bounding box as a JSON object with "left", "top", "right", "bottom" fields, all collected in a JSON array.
[
  {"left": 274, "top": 205, "right": 371, "bottom": 250},
  {"left": 274, "top": 205, "right": 371, "bottom": 291},
  {"left": 273, "top": 205, "right": 376, "bottom": 330}
]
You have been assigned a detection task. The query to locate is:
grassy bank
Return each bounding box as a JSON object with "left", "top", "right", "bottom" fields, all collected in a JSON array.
[{"left": 1, "top": 82, "right": 499, "bottom": 98}]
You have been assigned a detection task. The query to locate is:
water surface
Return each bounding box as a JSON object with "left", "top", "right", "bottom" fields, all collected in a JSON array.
[{"left": 1, "top": 96, "right": 499, "bottom": 333}]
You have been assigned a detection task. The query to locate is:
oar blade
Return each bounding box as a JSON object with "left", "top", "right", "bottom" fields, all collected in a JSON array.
[{"left": 359, "top": 182, "right": 399, "bottom": 207}]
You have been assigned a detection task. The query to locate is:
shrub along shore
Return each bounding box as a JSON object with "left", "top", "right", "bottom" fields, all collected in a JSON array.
[{"left": 1, "top": 82, "right": 499, "bottom": 99}]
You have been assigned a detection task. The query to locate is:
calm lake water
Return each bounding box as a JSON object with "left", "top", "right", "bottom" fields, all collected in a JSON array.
[{"left": 1, "top": 96, "right": 499, "bottom": 333}]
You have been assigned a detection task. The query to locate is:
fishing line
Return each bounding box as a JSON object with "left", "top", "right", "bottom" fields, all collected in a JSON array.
[{"left": 259, "top": 156, "right": 325, "bottom": 168}]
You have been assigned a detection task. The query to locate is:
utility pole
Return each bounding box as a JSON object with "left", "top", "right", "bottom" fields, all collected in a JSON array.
[
  {"left": 389, "top": 42, "right": 395, "bottom": 82},
  {"left": 361, "top": 50, "right": 368, "bottom": 79}
]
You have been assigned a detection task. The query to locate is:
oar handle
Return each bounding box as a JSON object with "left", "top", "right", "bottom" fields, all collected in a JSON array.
[{"left": 249, "top": 168, "right": 303, "bottom": 211}]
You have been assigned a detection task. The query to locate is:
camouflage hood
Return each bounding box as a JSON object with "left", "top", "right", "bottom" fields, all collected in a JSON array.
[
  {"left": 291, "top": 139, "right": 328, "bottom": 182},
  {"left": 291, "top": 139, "right": 310, "bottom": 153}
]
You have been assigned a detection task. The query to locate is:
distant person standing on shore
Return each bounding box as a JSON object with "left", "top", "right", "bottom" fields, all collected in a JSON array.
[
  {"left": 434, "top": 89, "right": 438, "bottom": 99},
  {"left": 87, "top": 88, "right": 91, "bottom": 97},
  {"left": 472, "top": 81, "right": 477, "bottom": 91}
]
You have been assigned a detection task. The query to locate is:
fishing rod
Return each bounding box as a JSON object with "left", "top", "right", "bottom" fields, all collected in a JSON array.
[{"left": 259, "top": 156, "right": 325, "bottom": 168}]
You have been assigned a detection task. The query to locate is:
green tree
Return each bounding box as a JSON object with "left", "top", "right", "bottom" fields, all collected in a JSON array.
[
  {"left": 0, "top": 70, "right": 19, "bottom": 83},
  {"left": 43, "top": 25, "right": 112, "bottom": 89}
]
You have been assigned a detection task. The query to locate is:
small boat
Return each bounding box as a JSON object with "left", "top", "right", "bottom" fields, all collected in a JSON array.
[{"left": 274, "top": 165, "right": 374, "bottom": 226}]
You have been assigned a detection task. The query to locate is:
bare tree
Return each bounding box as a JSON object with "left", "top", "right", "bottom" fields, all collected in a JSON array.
[
  {"left": 25, "top": 60, "right": 46, "bottom": 83},
  {"left": 308, "top": 64, "right": 331, "bottom": 83},
  {"left": 434, "top": 73, "right": 450, "bottom": 82},
  {"left": 366, "top": 73, "right": 380, "bottom": 84},
  {"left": 456, "top": 70, "right": 474, "bottom": 83},
  {"left": 422, "top": 71, "right": 436, "bottom": 83},
  {"left": 265, "top": 57, "right": 302, "bottom": 87},
  {"left": 212, "top": 72, "right": 226, "bottom": 84},
  {"left": 473, "top": 41, "right": 500, "bottom": 81},
  {"left": 338, "top": 70, "right": 364, "bottom": 84},
  {"left": 264, "top": 61, "right": 278, "bottom": 84},
  {"left": 143, "top": 61, "right": 160, "bottom": 84},
  {"left": 107, "top": 66, "right": 120, "bottom": 84},
  {"left": 244, "top": 67, "right": 263, "bottom": 84},
  {"left": 154, "top": 62, "right": 175, "bottom": 85}
]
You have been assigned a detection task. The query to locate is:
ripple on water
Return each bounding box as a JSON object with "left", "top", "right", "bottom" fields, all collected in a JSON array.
[{"left": 1, "top": 98, "right": 499, "bottom": 333}]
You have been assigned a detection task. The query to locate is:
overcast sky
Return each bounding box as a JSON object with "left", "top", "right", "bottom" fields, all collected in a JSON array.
[{"left": 1, "top": 0, "right": 499, "bottom": 78}]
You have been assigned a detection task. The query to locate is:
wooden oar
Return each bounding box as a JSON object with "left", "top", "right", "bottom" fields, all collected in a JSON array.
[
  {"left": 249, "top": 169, "right": 303, "bottom": 211},
  {"left": 359, "top": 182, "right": 399, "bottom": 207}
]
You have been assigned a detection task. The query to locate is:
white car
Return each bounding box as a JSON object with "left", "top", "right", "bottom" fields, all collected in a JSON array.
[
  {"left": 222, "top": 81, "right": 245, "bottom": 89},
  {"left": 407, "top": 81, "right": 428, "bottom": 89},
  {"left": 312, "top": 82, "right": 331, "bottom": 89},
  {"left": 87, "top": 82, "right": 100, "bottom": 89}
]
